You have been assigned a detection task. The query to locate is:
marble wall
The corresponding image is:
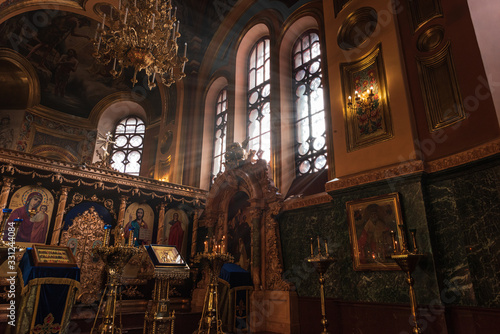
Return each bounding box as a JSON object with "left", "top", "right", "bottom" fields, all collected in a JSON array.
[{"left": 279, "top": 155, "right": 500, "bottom": 308}]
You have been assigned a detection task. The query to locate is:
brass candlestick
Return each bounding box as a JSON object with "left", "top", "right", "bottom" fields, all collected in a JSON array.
[
  {"left": 307, "top": 237, "right": 336, "bottom": 334},
  {"left": 391, "top": 226, "right": 423, "bottom": 334},
  {"left": 194, "top": 248, "right": 233, "bottom": 334},
  {"left": 91, "top": 245, "right": 140, "bottom": 334}
]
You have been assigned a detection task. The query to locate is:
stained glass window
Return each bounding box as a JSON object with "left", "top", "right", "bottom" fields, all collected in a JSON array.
[
  {"left": 247, "top": 37, "right": 271, "bottom": 163},
  {"left": 292, "top": 30, "right": 327, "bottom": 175},
  {"left": 212, "top": 88, "right": 228, "bottom": 183},
  {"left": 110, "top": 116, "right": 145, "bottom": 175}
]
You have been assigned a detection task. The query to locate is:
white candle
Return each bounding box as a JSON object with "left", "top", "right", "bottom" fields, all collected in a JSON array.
[
  {"left": 151, "top": 14, "right": 155, "bottom": 29},
  {"left": 113, "top": 58, "right": 117, "bottom": 71},
  {"left": 173, "top": 6, "right": 177, "bottom": 19},
  {"left": 102, "top": 13, "right": 106, "bottom": 28},
  {"left": 97, "top": 36, "right": 101, "bottom": 51},
  {"left": 177, "top": 20, "right": 180, "bottom": 33},
  {"left": 94, "top": 23, "right": 100, "bottom": 39},
  {"left": 124, "top": 7, "right": 128, "bottom": 24},
  {"left": 183, "top": 43, "right": 187, "bottom": 57}
]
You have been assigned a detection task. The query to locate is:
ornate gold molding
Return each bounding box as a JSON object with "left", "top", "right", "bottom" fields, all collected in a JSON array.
[
  {"left": 0, "top": 149, "right": 207, "bottom": 201},
  {"left": 425, "top": 139, "right": 500, "bottom": 173},
  {"left": 406, "top": 0, "right": 443, "bottom": 33},
  {"left": 282, "top": 192, "right": 332, "bottom": 211},
  {"left": 325, "top": 160, "right": 425, "bottom": 192}
]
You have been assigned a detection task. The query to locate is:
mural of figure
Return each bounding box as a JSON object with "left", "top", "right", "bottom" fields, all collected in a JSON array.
[
  {"left": 358, "top": 204, "right": 392, "bottom": 263},
  {"left": 0, "top": 116, "right": 13, "bottom": 149},
  {"left": 30, "top": 204, "right": 49, "bottom": 243},
  {"left": 26, "top": 14, "right": 90, "bottom": 68},
  {"left": 3, "top": 192, "right": 42, "bottom": 242},
  {"left": 237, "top": 237, "right": 249, "bottom": 270},
  {"left": 167, "top": 213, "right": 184, "bottom": 251},
  {"left": 54, "top": 49, "right": 78, "bottom": 97},
  {"left": 124, "top": 208, "right": 150, "bottom": 247},
  {"left": 228, "top": 208, "right": 251, "bottom": 271}
]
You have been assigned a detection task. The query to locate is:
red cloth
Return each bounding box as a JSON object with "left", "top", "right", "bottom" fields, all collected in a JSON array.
[{"left": 167, "top": 220, "right": 184, "bottom": 251}]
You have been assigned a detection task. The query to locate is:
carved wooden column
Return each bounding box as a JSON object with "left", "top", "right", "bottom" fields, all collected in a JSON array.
[
  {"left": 0, "top": 176, "right": 14, "bottom": 221},
  {"left": 190, "top": 208, "right": 201, "bottom": 259},
  {"left": 249, "top": 206, "right": 263, "bottom": 290},
  {"left": 157, "top": 203, "right": 166, "bottom": 244},
  {"left": 50, "top": 186, "right": 71, "bottom": 245}
]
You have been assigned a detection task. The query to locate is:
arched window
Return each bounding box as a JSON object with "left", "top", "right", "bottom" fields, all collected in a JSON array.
[
  {"left": 247, "top": 37, "right": 271, "bottom": 163},
  {"left": 212, "top": 87, "right": 228, "bottom": 183},
  {"left": 110, "top": 116, "right": 145, "bottom": 175},
  {"left": 292, "top": 30, "right": 327, "bottom": 176}
]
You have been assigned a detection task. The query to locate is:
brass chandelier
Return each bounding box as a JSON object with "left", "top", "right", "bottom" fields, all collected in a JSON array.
[{"left": 93, "top": 0, "right": 188, "bottom": 89}]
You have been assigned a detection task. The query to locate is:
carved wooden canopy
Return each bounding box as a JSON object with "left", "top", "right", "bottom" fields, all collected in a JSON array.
[{"left": 201, "top": 159, "right": 291, "bottom": 291}]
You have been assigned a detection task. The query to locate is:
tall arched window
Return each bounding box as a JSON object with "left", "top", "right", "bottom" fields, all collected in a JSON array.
[
  {"left": 292, "top": 30, "right": 327, "bottom": 176},
  {"left": 212, "top": 88, "right": 228, "bottom": 183},
  {"left": 110, "top": 116, "right": 145, "bottom": 175},
  {"left": 247, "top": 37, "right": 271, "bottom": 163}
]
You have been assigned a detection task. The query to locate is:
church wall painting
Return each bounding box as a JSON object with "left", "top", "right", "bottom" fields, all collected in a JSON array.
[
  {"left": 346, "top": 192, "right": 404, "bottom": 271},
  {"left": 0, "top": 10, "right": 136, "bottom": 119},
  {"left": 227, "top": 192, "right": 251, "bottom": 272},
  {"left": 163, "top": 208, "right": 189, "bottom": 258},
  {"left": 5, "top": 185, "right": 54, "bottom": 245},
  {"left": 124, "top": 202, "right": 154, "bottom": 246},
  {"left": 0, "top": 110, "right": 25, "bottom": 150}
]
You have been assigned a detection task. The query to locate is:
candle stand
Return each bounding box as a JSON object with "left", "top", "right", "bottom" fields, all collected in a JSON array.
[
  {"left": 0, "top": 209, "right": 25, "bottom": 264},
  {"left": 307, "top": 237, "right": 336, "bottom": 334},
  {"left": 391, "top": 227, "right": 424, "bottom": 334},
  {"left": 193, "top": 251, "right": 233, "bottom": 334},
  {"left": 143, "top": 270, "right": 189, "bottom": 333},
  {"left": 91, "top": 245, "right": 140, "bottom": 334}
]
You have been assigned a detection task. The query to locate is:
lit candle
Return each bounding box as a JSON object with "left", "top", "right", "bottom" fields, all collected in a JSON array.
[
  {"left": 324, "top": 239, "right": 328, "bottom": 255},
  {"left": 173, "top": 6, "right": 177, "bottom": 19},
  {"left": 410, "top": 229, "right": 418, "bottom": 253},
  {"left": 124, "top": 7, "right": 128, "bottom": 24},
  {"left": 390, "top": 230, "right": 397, "bottom": 254},
  {"left": 183, "top": 42, "right": 187, "bottom": 57},
  {"left": 370, "top": 85, "right": 374, "bottom": 94},
  {"left": 310, "top": 237, "right": 314, "bottom": 256},
  {"left": 348, "top": 95, "right": 351, "bottom": 101},
  {"left": 177, "top": 20, "right": 180, "bottom": 34},
  {"left": 204, "top": 240, "right": 208, "bottom": 253}
]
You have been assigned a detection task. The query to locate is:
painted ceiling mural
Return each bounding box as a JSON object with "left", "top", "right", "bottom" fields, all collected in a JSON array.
[{"left": 0, "top": 9, "right": 161, "bottom": 119}]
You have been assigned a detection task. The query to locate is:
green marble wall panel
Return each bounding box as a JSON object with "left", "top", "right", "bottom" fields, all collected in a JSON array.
[
  {"left": 425, "top": 159, "right": 500, "bottom": 307},
  {"left": 279, "top": 177, "right": 441, "bottom": 305}
]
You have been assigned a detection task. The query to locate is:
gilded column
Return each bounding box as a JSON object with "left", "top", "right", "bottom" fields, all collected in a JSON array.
[
  {"left": 157, "top": 203, "right": 166, "bottom": 244},
  {"left": 50, "top": 186, "right": 71, "bottom": 245},
  {"left": 0, "top": 177, "right": 14, "bottom": 221},
  {"left": 114, "top": 196, "right": 128, "bottom": 245},
  {"left": 190, "top": 208, "right": 201, "bottom": 259}
]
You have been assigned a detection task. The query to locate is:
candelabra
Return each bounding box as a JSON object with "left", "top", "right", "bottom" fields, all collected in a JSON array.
[
  {"left": 193, "top": 239, "right": 233, "bottom": 334},
  {"left": 307, "top": 237, "right": 336, "bottom": 334},
  {"left": 91, "top": 230, "right": 140, "bottom": 334},
  {"left": 347, "top": 86, "right": 375, "bottom": 114},
  {"left": 391, "top": 226, "right": 424, "bottom": 334},
  {"left": 93, "top": 0, "right": 188, "bottom": 89}
]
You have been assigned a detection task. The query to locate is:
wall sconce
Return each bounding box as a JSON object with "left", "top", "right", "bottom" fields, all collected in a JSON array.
[{"left": 347, "top": 86, "right": 375, "bottom": 113}]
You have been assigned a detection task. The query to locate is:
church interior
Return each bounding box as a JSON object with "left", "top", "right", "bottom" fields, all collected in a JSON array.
[{"left": 0, "top": 0, "right": 499, "bottom": 333}]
